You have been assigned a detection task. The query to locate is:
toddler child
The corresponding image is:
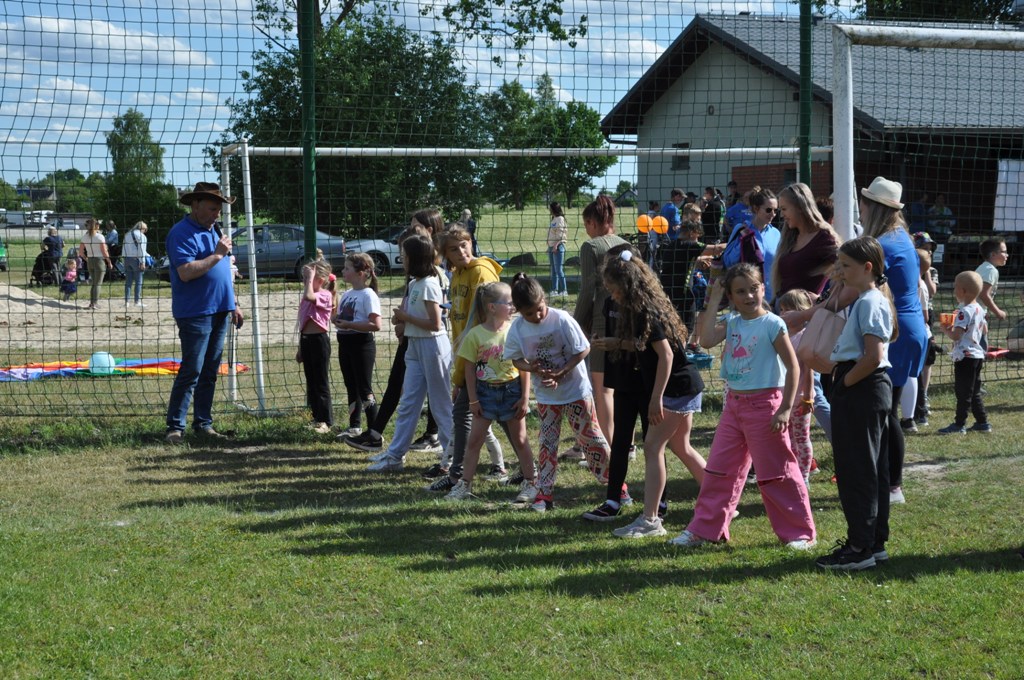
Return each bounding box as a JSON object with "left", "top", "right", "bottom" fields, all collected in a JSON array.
[
  {"left": 60, "top": 255, "right": 79, "bottom": 301},
  {"left": 937, "top": 271, "right": 990, "bottom": 435}
]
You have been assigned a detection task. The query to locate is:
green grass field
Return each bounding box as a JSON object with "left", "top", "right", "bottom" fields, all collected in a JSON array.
[{"left": 1, "top": 378, "right": 1023, "bottom": 676}]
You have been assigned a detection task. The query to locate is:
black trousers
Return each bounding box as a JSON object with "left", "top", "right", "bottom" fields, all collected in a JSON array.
[
  {"left": 831, "top": 363, "right": 891, "bottom": 550},
  {"left": 337, "top": 332, "right": 379, "bottom": 430},
  {"left": 954, "top": 358, "right": 987, "bottom": 426},
  {"left": 370, "top": 337, "right": 437, "bottom": 436},
  {"left": 605, "top": 387, "right": 649, "bottom": 503},
  {"left": 887, "top": 385, "right": 906, "bottom": 488},
  {"left": 300, "top": 332, "right": 333, "bottom": 425}
]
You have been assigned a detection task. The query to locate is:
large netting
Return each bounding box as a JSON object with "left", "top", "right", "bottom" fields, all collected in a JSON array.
[{"left": 1, "top": 0, "right": 1022, "bottom": 419}]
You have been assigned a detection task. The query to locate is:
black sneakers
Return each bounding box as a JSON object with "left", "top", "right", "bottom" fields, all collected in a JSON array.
[
  {"left": 816, "top": 539, "right": 876, "bottom": 571},
  {"left": 425, "top": 475, "right": 459, "bottom": 493},
  {"left": 421, "top": 463, "right": 448, "bottom": 480},
  {"left": 343, "top": 431, "right": 384, "bottom": 452},
  {"left": 581, "top": 501, "right": 621, "bottom": 522}
]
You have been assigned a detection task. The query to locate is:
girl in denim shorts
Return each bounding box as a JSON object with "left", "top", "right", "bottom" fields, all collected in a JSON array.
[{"left": 444, "top": 282, "right": 538, "bottom": 504}]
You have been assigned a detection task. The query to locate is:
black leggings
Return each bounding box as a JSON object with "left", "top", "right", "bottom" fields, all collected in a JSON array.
[
  {"left": 605, "top": 388, "right": 649, "bottom": 503},
  {"left": 337, "top": 332, "right": 379, "bottom": 430},
  {"left": 370, "top": 337, "right": 437, "bottom": 436},
  {"left": 300, "top": 332, "right": 333, "bottom": 425}
]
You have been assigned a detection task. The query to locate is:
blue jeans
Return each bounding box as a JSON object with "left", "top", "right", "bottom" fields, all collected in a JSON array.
[
  {"left": 548, "top": 244, "right": 566, "bottom": 293},
  {"left": 166, "top": 312, "right": 230, "bottom": 432},
  {"left": 812, "top": 371, "right": 833, "bottom": 443},
  {"left": 123, "top": 258, "right": 144, "bottom": 303}
]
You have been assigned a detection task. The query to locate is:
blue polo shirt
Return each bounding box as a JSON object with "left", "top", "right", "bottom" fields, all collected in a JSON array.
[
  {"left": 167, "top": 215, "right": 236, "bottom": 319},
  {"left": 661, "top": 202, "right": 681, "bottom": 241}
]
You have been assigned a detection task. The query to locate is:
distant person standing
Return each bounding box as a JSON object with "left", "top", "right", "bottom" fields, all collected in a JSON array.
[
  {"left": 927, "top": 193, "right": 955, "bottom": 241},
  {"left": 461, "top": 208, "right": 479, "bottom": 256},
  {"left": 42, "top": 227, "right": 64, "bottom": 265},
  {"left": 78, "top": 218, "right": 111, "bottom": 310},
  {"left": 661, "top": 188, "right": 684, "bottom": 241},
  {"left": 547, "top": 202, "right": 568, "bottom": 297},
  {"left": 701, "top": 186, "right": 725, "bottom": 244},
  {"left": 164, "top": 182, "right": 243, "bottom": 444},
  {"left": 908, "top": 192, "right": 930, "bottom": 233},
  {"left": 104, "top": 220, "right": 120, "bottom": 271},
  {"left": 122, "top": 221, "right": 150, "bottom": 307}
]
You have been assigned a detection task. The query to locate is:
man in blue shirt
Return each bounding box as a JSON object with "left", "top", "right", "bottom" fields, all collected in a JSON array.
[
  {"left": 661, "top": 188, "right": 684, "bottom": 241},
  {"left": 165, "top": 182, "right": 242, "bottom": 444}
]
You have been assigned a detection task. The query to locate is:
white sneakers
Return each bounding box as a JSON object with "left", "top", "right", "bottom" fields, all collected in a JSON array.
[{"left": 613, "top": 515, "right": 667, "bottom": 538}]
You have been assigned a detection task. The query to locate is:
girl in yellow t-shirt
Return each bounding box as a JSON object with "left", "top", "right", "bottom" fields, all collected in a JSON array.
[{"left": 445, "top": 282, "right": 538, "bottom": 504}]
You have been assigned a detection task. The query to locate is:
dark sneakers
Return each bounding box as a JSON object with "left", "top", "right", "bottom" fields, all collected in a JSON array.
[
  {"left": 421, "top": 463, "right": 448, "bottom": 479},
  {"left": 937, "top": 423, "right": 967, "bottom": 435},
  {"left": 816, "top": 540, "right": 877, "bottom": 571},
  {"left": 581, "top": 501, "right": 621, "bottom": 522},
  {"left": 969, "top": 422, "right": 993, "bottom": 433},
  {"left": 343, "top": 431, "right": 384, "bottom": 452}
]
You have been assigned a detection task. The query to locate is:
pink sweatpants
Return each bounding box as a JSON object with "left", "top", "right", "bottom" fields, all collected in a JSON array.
[{"left": 686, "top": 388, "right": 816, "bottom": 544}]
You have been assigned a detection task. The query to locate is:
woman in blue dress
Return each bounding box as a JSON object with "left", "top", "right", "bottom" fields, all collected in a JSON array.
[{"left": 859, "top": 177, "right": 928, "bottom": 506}]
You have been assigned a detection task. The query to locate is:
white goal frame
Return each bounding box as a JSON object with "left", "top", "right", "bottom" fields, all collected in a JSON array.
[{"left": 831, "top": 24, "right": 1024, "bottom": 241}]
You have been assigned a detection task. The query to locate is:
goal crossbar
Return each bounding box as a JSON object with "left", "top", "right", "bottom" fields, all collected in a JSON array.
[{"left": 832, "top": 24, "right": 1024, "bottom": 241}]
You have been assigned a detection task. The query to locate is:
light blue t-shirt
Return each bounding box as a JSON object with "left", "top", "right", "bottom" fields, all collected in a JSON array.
[
  {"left": 718, "top": 312, "right": 788, "bottom": 390},
  {"left": 830, "top": 288, "right": 893, "bottom": 369}
]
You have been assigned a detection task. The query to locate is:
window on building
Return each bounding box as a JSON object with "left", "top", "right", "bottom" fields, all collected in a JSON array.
[{"left": 671, "top": 142, "right": 690, "bottom": 172}]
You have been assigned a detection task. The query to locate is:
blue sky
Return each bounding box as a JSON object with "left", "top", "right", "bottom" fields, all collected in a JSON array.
[{"left": 0, "top": 0, "right": 826, "bottom": 194}]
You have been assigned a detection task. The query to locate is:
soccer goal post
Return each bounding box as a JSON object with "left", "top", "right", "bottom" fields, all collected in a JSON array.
[{"left": 831, "top": 24, "right": 1024, "bottom": 241}]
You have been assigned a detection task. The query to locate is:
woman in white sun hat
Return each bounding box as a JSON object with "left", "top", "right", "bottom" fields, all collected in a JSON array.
[{"left": 858, "top": 176, "right": 928, "bottom": 507}]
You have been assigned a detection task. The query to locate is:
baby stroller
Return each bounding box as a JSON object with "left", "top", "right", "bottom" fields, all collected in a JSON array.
[{"left": 29, "top": 249, "right": 60, "bottom": 286}]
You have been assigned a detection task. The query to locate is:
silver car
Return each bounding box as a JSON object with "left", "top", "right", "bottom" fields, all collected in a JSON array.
[
  {"left": 343, "top": 225, "right": 405, "bottom": 275},
  {"left": 230, "top": 224, "right": 346, "bottom": 278}
]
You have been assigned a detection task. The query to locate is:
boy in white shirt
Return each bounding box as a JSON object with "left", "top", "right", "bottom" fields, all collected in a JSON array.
[{"left": 938, "top": 271, "right": 990, "bottom": 435}]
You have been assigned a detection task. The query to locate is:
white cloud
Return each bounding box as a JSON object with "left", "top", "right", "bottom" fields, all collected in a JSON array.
[{"left": 13, "top": 16, "right": 214, "bottom": 66}]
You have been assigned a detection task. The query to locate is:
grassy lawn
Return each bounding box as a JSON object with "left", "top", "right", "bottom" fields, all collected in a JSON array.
[{"left": 1, "top": 381, "right": 1023, "bottom": 677}]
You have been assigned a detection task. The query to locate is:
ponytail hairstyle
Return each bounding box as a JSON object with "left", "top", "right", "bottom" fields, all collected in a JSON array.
[
  {"left": 747, "top": 185, "right": 776, "bottom": 213},
  {"left": 601, "top": 243, "right": 688, "bottom": 354},
  {"left": 456, "top": 281, "right": 512, "bottom": 348},
  {"left": 839, "top": 236, "right": 899, "bottom": 342},
  {"left": 582, "top": 194, "right": 616, "bottom": 231},
  {"left": 345, "top": 252, "right": 379, "bottom": 294},
  {"left": 510, "top": 272, "right": 545, "bottom": 310}
]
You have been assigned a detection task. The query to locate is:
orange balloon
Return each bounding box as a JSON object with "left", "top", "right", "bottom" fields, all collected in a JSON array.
[
  {"left": 652, "top": 215, "right": 669, "bottom": 234},
  {"left": 636, "top": 215, "right": 651, "bottom": 233}
]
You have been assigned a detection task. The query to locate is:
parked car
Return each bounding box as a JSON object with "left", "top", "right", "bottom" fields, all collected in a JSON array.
[
  {"left": 47, "top": 220, "right": 81, "bottom": 230},
  {"left": 156, "top": 224, "right": 345, "bottom": 280},
  {"left": 231, "top": 224, "right": 346, "bottom": 278},
  {"left": 343, "top": 225, "right": 405, "bottom": 275}
]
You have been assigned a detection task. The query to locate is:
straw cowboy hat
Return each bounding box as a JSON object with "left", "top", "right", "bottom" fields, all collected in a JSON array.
[
  {"left": 179, "top": 182, "right": 236, "bottom": 206},
  {"left": 860, "top": 176, "right": 904, "bottom": 210}
]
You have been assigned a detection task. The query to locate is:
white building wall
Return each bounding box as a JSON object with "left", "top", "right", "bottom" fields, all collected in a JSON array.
[{"left": 637, "top": 42, "right": 831, "bottom": 204}]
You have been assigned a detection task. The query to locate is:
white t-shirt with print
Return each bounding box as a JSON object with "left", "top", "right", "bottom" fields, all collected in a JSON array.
[
  {"left": 951, "top": 302, "right": 987, "bottom": 361},
  {"left": 336, "top": 287, "right": 381, "bottom": 335},
  {"left": 503, "top": 307, "right": 591, "bottom": 405}
]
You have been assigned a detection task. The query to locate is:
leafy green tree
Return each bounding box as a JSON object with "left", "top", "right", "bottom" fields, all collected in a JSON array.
[
  {"left": 218, "top": 12, "right": 486, "bottom": 232},
  {"left": 0, "top": 179, "right": 19, "bottom": 211},
  {"left": 106, "top": 108, "right": 165, "bottom": 184},
  {"left": 539, "top": 101, "right": 617, "bottom": 208},
  {"left": 98, "top": 110, "right": 180, "bottom": 249},
  {"left": 481, "top": 81, "right": 543, "bottom": 210}
]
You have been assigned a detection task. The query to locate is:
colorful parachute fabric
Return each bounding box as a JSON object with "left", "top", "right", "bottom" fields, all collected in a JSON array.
[{"left": 0, "top": 358, "right": 250, "bottom": 382}]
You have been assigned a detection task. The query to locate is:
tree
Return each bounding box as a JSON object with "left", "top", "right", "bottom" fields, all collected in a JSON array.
[
  {"left": 254, "top": 0, "right": 587, "bottom": 65},
  {"left": 539, "top": 101, "right": 617, "bottom": 208},
  {"left": 99, "top": 110, "right": 180, "bottom": 248},
  {"left": 218, "top": 12, "right": 486, "bottom": 231},
  {"left": 105, "top": 108, "right": 165, "bottom": 184},
  {"left": 480, "top": 81, "right": 543, "bottom": 210}
]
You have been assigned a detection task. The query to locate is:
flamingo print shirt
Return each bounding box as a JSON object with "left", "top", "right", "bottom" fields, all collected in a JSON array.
[{"left": 718, "top": 312, "right": 788, "bottom": 390}]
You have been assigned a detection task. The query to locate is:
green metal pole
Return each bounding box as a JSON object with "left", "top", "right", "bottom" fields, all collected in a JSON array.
[
  {"left": 798, "top": 0, "right": 812, "bottom": 184},
  {"left": 299, "top": 0, "right": 317, "bottom": 259}
]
